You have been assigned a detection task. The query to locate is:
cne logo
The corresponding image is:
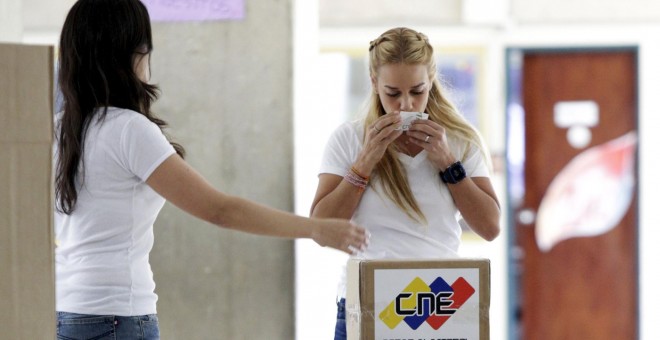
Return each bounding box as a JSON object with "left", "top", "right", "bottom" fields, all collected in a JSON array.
[{"left": 378, "top": 276, "right": 475, "bottom": 330}]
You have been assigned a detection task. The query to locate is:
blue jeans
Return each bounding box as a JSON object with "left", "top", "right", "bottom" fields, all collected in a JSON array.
[
  {"left": 56, "top": 312, "right": 160, "bottom": 340},
  {"left": 334, "top": 298, "right": 346, "bottom": 340}
]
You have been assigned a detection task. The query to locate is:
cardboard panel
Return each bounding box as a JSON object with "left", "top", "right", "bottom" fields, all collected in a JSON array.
[
  {"left": 0, "top": 43, "right": 53, "bottom": 143},
  {"left": 0, "top": 43, "right": 55, "bottom": 339}
]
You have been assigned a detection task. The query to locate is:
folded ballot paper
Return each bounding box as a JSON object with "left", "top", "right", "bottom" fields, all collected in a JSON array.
[{"left": 397, "top": 111, "right": 429, "bottom": 131}]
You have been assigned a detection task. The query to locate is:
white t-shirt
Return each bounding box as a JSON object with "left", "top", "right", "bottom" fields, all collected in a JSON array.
[
  {"left": 54, "top": 107, "right": 176, "bottom": 316},
  {"left": 319, "top": 120, "right": 489, "bottom": 297}
]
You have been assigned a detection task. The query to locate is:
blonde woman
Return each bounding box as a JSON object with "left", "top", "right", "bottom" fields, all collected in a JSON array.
[{"left": 310, "top": 27, "right": 501, "bottom": 339}]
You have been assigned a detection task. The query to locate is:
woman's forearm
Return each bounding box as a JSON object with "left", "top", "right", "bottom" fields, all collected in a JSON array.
[
  {"left": 146, "top": 155, "right": 368, "bottom": 252},
  {"left": 447, "top": 177, "right": 501, "bottom": 241},
  {"left": 310, "top": 180, "right": 364, "bottom": 220},
  {"left": 210, "top": 194, "right": 369, "bottom": 251},
  {"left": 210, "top": 193, "right": 318, "bottom": 238}
]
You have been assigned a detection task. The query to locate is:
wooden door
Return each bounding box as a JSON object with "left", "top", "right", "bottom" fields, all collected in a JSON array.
[{"left": 506, "top": 48, "right": 638, "bottom": 339}]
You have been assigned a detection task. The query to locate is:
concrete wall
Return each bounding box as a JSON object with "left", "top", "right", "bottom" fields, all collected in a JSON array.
[{"left": 148, "top": 1, "right": 296, "bottom": 339}]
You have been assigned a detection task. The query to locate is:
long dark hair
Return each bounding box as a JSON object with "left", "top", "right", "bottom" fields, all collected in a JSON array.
[{"left": 56, "top": 0, "right": 185, "bottom": 214}]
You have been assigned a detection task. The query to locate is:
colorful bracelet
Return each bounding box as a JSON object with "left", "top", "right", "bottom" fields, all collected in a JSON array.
[
  {"left": 350, "top": 166, "right": 369, "bottom": 181},
  {"left": 344, "top": 170, "right": 368, "bottom": 192}
]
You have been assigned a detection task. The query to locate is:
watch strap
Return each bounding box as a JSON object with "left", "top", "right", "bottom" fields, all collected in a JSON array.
[{"left": 440, "top": 161, "right": 466, "bottom": 184}]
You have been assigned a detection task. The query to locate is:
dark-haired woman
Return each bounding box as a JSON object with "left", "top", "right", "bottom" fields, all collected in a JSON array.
[{"left": 54, "top": 1, "right": 368, "bottom": 339}]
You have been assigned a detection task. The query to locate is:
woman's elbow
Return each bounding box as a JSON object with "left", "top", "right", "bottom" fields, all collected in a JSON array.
[
  {"left": 482, "top": 225, "right": 500, "bottom": 241},
  {"left": 309, "top": 203, "right": 319, "bottom": 218}
]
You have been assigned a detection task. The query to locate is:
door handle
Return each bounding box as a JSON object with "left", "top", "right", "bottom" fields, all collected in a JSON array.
[{"left": 517, "top": 208, "right": 536, "bottom": 226}]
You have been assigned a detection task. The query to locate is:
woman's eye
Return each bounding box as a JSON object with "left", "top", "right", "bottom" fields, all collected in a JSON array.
[
  {"left": 386, "top": 93, "right": 399, "bottom": 98},
  {"left": 411, "top": 91, "right": 424, "bottom": 95}
]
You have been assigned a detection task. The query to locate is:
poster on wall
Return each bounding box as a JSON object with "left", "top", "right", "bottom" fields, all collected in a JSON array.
[
  {"left": 318, "top": 47, "right": 485, "bottom": 129},
  {"left": 436, "top": 51, "right": 482, "bottom": 129},
  {"left": 142, "top": 0, "right": 244, "bottom": 22}
]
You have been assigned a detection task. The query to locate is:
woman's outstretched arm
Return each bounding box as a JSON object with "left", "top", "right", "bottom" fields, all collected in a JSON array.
[{"left": 146, "top": 154, "right": 368, "bottom": 254}]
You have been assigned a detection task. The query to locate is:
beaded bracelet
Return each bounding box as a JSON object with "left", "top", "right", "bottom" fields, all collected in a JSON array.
[
  {"left": 344, "top": 174, "right": 367, "bottom": 191},
  {"left": 350, "top": 166, "right": 369, "bottom": 181},
  {"left": 344, "top": 167, "right": 369, "bottom": 192}
]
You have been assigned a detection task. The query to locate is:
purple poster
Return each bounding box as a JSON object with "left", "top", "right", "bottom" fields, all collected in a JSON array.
[{"left": 142, "top": 0, "right": 244, "bottom": 22}]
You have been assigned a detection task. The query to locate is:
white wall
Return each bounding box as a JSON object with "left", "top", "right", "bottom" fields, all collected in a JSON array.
[
  {"left": 319, "top": 0, "right": 462, "bottom": 27},
  {"left": 511, "top": 0, "right": 660, "bottom": 23},
  {"left": 0, "top": 0, "right": 22, "bottom": 42},
  {"left": 0, "top": 0, "right": 72, "bottom": 44}
]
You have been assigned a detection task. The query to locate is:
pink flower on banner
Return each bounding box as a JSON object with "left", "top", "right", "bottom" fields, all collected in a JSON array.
[{"left": 536, "top": 131, "right": 637, "bottom": 252}]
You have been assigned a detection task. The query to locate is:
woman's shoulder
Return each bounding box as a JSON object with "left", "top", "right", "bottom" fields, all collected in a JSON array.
[
  {"left": 82, "top": 108, "right": 156, "bottom": 143},
  {"left": 96, "top": 107, "right": 154, "bottom": 130},
  {"left": 103, "top": 107, "right": 145, "bottom": 122},
  {"left": 332, "top": 119, "right": 364, "bottom": 141}
]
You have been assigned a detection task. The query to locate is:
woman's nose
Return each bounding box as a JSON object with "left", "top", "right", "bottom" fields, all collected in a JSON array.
[{"left": 399, "top": 96, "right": 413, "bottom": 111}]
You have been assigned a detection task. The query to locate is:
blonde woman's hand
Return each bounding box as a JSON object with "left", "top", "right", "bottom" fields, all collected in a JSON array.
[
  {"left": 311, "top": 218, "right": 370, "bottom": 255},
  {"left": 407, "top": 119, "right": 457, "bottom": 170},
  {"left": 353, "top": 112, "right": 403, "bottom": 175}
]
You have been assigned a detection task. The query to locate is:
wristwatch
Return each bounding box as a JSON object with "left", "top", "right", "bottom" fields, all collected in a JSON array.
[{"left": 440, "top": 161, "right": 466, "bottom": 184}]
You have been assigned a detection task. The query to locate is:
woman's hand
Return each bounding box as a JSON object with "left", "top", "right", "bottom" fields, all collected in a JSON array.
[
  {"left": 407, "top": 120, "right": 501, "bottom": 241},
  {"left": 353, "top": 112, "right": 403, "bottom": 175},
  {"left": 407, "top": 119, "right": 456, "bottom": 170},
  {"left": 311, "top": 218, "right": 370, "bottom": 255},
  {"left": 147, "top": 155, "right": 374, "bottom": 248}
]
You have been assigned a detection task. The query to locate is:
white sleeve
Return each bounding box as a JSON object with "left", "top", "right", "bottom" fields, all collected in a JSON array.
[
  {"left": 120, "top": 115, "right": 176, "bottom": 181},
  {"left": 462, "top": 142, "right": 489, "bottom": 178},
  {"left": 319, "top": 122, "right": 361, "bottom": 177}
]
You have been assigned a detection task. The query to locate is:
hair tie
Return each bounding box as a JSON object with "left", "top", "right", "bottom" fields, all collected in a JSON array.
[
  {"left": 369, "top": 36, "right": 388, "bottom": 51},
  {"left": 415, "top": 31, "right": 429, "bottom": 45},
  {"left": 369, "top": 40, "right": 377, "bottom": 51}
]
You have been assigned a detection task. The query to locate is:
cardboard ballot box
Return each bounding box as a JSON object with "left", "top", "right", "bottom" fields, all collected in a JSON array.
[{"left": 346, "top": 259, "right": 490, "bottom": 340}]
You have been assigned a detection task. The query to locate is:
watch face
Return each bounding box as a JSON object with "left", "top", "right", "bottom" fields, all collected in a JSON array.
[
  {"left": 440, "top": 162, "right": 466, "bottom": 184},
  {"left": 445, "top": 162, "right": 466, "bottom": 183},
  {"left": 452, "top": 168, "right": 463, "bottom": 177}
]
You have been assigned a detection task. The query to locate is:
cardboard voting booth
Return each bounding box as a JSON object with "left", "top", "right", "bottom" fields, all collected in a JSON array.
[
  {"left": 0, "top": 43, "right": 56, "bottom": 338},
  {"left": 346, "top": 259, "right": 490, "bottom": 340}
]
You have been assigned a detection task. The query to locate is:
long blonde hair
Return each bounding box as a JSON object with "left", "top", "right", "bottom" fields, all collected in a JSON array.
[{"left": 365, "top": 27, "right": 488, "bottom": 223}]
